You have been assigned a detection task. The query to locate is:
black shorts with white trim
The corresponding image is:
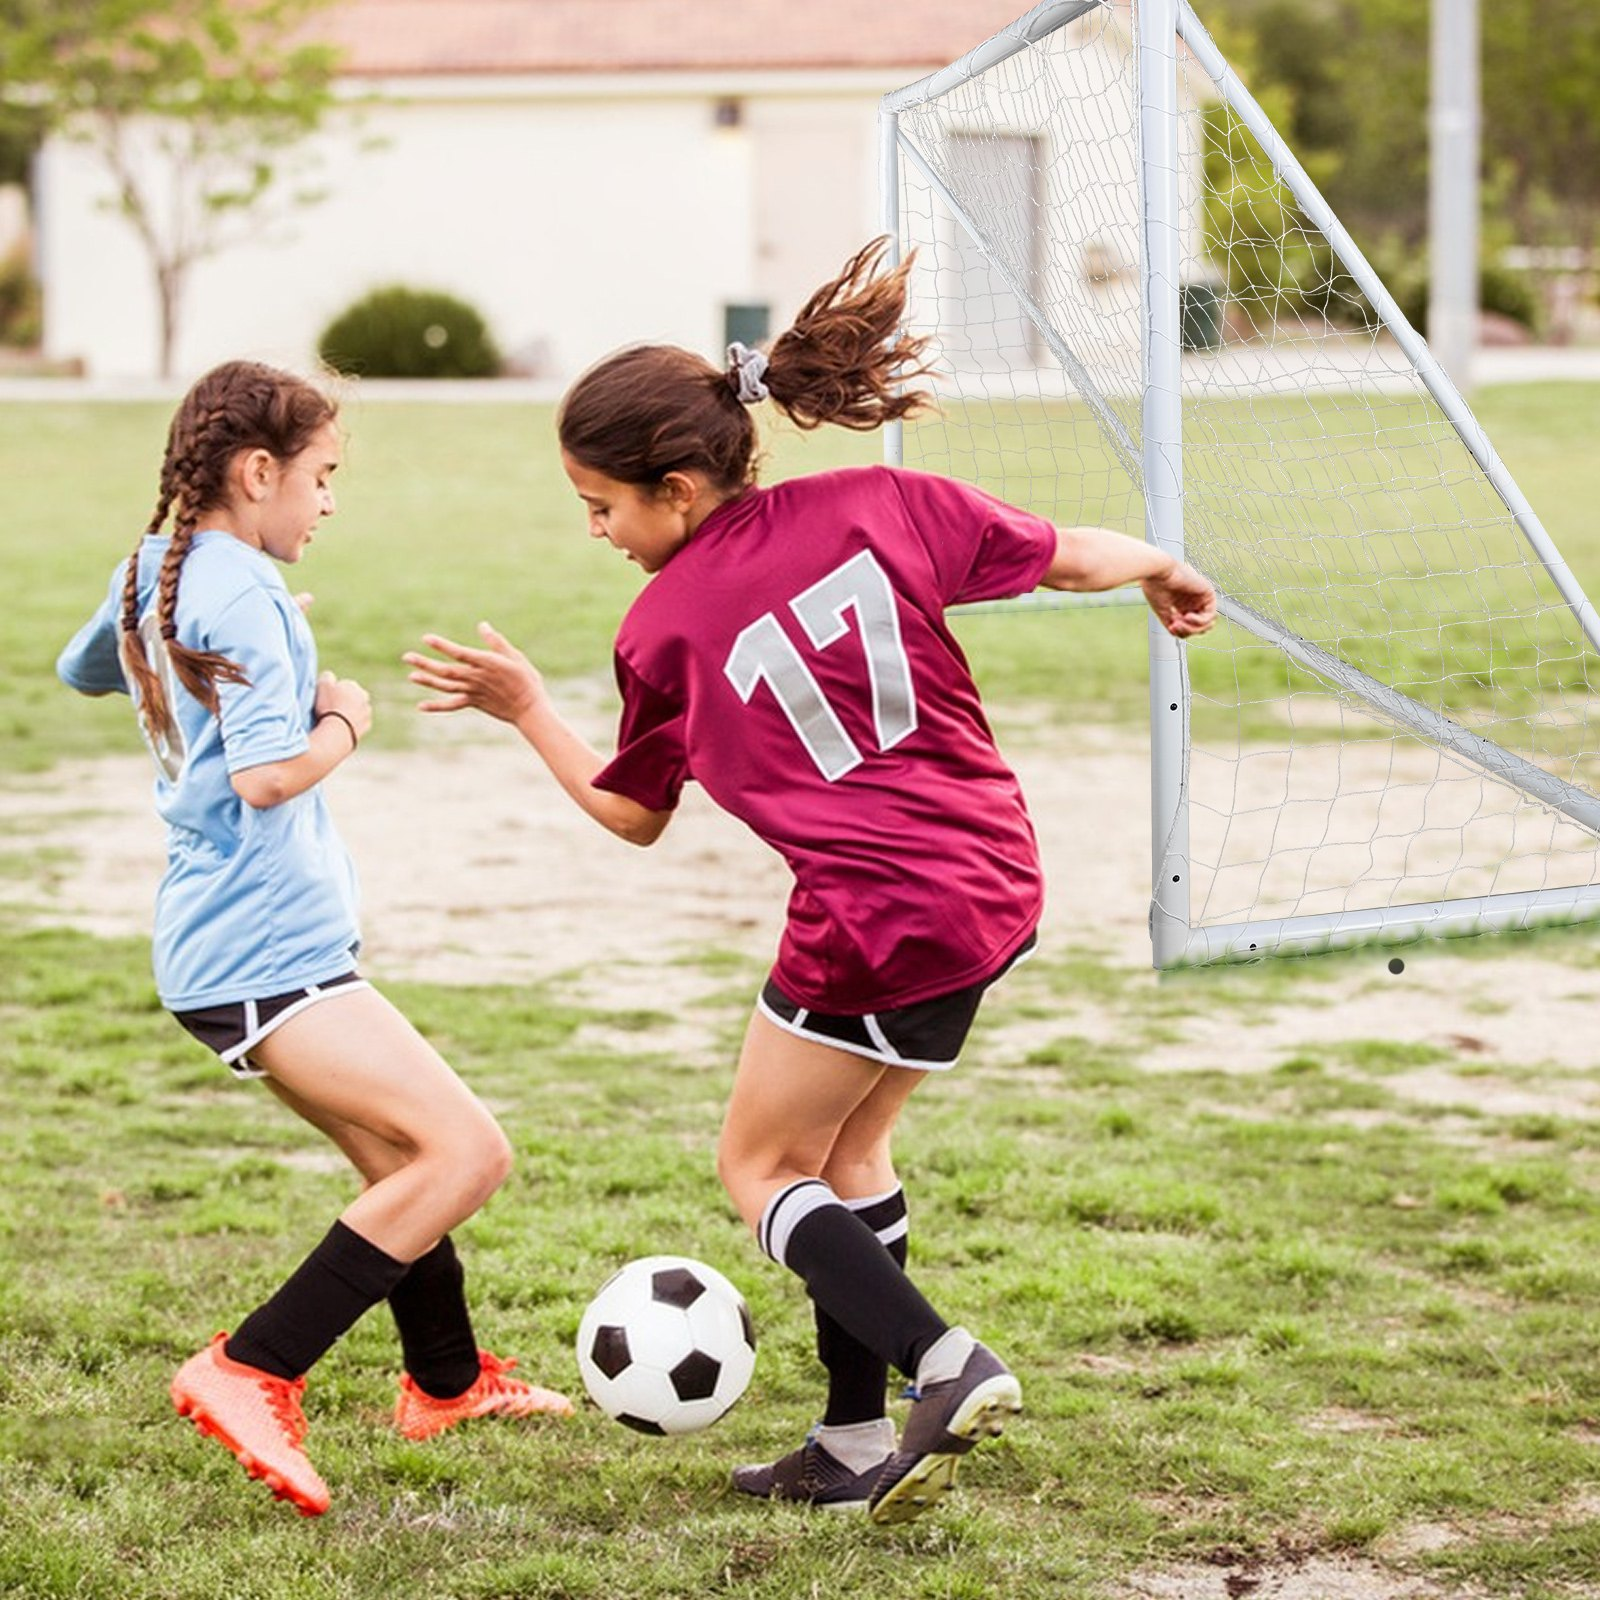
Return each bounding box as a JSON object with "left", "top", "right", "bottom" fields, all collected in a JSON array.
[
  {"left": 172, "top": 971, "right": 368, "bottom": 1078},
  {"left": 758, "top": 932, "right": 1036, "bottom": 1071}
]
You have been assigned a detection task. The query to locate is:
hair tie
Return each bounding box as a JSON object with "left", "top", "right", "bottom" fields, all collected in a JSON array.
[
  {"left": 725, "top": 342, "right": 770, "bottom": 405},
  {"left": 160, "top": 622, "right": 178, "bottom": 640}
]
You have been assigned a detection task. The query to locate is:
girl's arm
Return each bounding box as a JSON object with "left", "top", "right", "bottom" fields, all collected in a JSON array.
[
  {"left": 403, "top": 624, "right": 673, "bottom": 847},
  {"left": 230, "top": 672, "right": 371, "bottom": 809},
  {"left": 57, "top": 599, "right": 128, "bottom": 698},
  {"left": 1043, "top": 525, "right": 1217, "bottom": 638}
]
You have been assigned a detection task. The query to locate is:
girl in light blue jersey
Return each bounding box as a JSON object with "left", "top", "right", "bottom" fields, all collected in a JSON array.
[{"left": 58, "top": 360, "right": 570, "bottom": 1516}]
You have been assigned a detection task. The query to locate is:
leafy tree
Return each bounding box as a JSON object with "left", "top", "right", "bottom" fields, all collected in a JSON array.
[
  {"left": 0, "top": 1, "right": 51, "bottom": 184},
  {"left": 1199, "top": 15, "right": 1361, "bottom": 327},
  {"left": 2, "top": 0, "right": 342, "bottom": 375}
]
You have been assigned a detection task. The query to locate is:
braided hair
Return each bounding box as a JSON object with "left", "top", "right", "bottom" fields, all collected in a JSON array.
[
  {"left": 119, "top": 361, "right": 337, "bottom": 746},
  {"left": 557, "top": 238, "right": 935, "bottom": 494}
]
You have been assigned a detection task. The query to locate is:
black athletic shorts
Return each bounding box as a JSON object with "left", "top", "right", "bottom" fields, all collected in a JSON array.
[
  {"left": 757, "top": 931, "right": 1037, "bottom": 1071},
  {"left": 172, "top": 971, "right": 368, "bottom": 1079}
]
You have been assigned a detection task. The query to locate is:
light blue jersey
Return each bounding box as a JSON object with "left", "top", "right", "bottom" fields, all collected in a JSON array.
[{"left": 58, "top": 531, "right": 361, "bottom": 1010}]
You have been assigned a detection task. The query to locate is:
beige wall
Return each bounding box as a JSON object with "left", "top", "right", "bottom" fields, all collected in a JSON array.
[
  {"left": 747, "top": 97, "right": 880, "bottom": 334},
  {"left": 36, "top": 73, "right": 892, "bottom": 382}
]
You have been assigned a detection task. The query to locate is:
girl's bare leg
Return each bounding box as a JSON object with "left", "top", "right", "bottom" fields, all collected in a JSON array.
[
  {"left": 716, "top": 1009, "right": 926, "bottom": 1228},
  {"left": 251, "top": 985, "right": 512, "bottom": 1263}
]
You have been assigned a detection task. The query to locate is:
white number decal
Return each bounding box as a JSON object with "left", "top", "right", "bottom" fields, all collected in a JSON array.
[
  {"left": 136, "top": 611, "right": 188, "bottom": 783},
  {"left": 723, "top": 551, "right": 918, "bottom": 782},
  {"left": 792, "top": 551, "right": 919, "bottom": 754}
]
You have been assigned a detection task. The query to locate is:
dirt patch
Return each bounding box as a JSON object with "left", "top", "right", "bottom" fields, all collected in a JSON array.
[
  {"left": 2, "top": 719, "right": 1599, "bottom": 1119},
  {"left": 1124, "top": 1556, "right": 1483, "bottom": 1599}
]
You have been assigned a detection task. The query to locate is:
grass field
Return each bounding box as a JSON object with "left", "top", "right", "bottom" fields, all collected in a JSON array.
[
  {"left": 10, "top": 384, "right": 1600, "bottom": 772},
  {"left": 2, "top": 387, "right": 1599, "bottom": 1599}
]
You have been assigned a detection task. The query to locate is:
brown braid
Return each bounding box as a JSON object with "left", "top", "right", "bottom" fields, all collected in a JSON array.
[
  {"left": 557, "top": 237, "right": 934, "bottom": 493},
  {"left": 118, "top": 361, "right": 337, "bottom": 745}
]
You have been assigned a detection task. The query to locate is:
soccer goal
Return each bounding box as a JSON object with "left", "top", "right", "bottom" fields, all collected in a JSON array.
[{"left": 881, "top": 0, "right": 1600, "bottom": 968}]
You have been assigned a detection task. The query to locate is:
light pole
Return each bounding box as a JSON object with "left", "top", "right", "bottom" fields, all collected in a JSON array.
[{"left": 1429, "top": 0, "right": 1479, "bottom": 393}]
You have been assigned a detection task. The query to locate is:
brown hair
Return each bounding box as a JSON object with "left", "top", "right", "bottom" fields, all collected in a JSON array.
[
  {"left": 557, "top": 237, "right": 934, "bottom": 493},
  {"left": 119, "top": 360, "right": 337, "bottom": 746}
]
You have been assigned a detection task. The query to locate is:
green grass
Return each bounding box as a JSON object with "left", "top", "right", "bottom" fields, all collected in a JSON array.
[
  {"left": 5, "top": 389, "right": 1600, "bottom": 1595},
  {"left": 10, "top": 384, "right": 1599, "bottom": 769},
  {"left": 1, "top": 923, "right": 1598, "bottom": 1598},
  {"left": 914, "top": 382, "right": 1600, "bottom": 750}
]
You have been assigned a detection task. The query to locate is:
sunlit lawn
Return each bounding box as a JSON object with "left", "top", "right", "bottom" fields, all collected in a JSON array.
[{"left": 2, "top": 385, "right": 1599, "bottom": 1598}]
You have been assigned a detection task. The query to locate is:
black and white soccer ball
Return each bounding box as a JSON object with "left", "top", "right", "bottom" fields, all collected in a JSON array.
[{"left": 575, "top": 1255, "right": 756, "bottom": 1435}]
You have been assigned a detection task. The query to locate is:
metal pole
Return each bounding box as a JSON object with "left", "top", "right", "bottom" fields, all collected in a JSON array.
[
  {"left": 1216, "top": 594, "right": 1600, "bottom": 838},
  {"left": 1430, "top": 0, "right": 1479, "bottom": 394},
  {"left": 1140, "top": 0, "right": 1190, "bottom": 968},
  {"left": 1183, "top": 881, "right": 1600, "bottom": 965}
]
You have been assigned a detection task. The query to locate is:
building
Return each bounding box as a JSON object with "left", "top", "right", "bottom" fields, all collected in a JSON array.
[{"left": 36, "top": 0, "right": 1058, "bottom": 382}]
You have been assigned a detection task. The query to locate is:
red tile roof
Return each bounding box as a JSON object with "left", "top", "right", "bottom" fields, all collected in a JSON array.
[{"left": 315, "top": 0, "right": 1043, "bottom": 77}]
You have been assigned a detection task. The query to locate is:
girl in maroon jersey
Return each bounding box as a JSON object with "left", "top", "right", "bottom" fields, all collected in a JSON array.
[{"left": 407, "top": 240, "right": 1215, "bottom": 1524}]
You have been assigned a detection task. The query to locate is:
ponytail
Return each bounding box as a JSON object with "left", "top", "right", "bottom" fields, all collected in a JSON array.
[
  {"left": 762, "top": 237, "right": 934, "bottom": 432},
  {"left": 558, "top": 237, "right": 934, "bottom": 493}
]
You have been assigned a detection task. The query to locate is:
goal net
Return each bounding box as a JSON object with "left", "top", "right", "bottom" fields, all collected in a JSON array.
[{"left": 882, "top": 0, "right": 1600, "bottom": 966}]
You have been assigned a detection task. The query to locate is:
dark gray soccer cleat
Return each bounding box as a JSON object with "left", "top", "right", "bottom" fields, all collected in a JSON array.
[
  {"left": 867, "top": 1340, "right": 1022, "bottom": 1525},
  {"left": 731, "top": 1426, "right": 893, "bottom": 1510}
]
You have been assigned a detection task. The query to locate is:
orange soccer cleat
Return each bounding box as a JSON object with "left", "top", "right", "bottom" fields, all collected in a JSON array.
[
  {"left": 170, "top": 1333, "right": 331, "bottom": 1516},
  {"left": 393, "top": 1349, "right": 575, "bottom": 1441}
]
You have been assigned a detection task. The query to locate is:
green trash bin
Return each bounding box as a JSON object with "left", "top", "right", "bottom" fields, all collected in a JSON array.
[{"left": 1180, "top": 283, "right": 1224, "bottom": 352}]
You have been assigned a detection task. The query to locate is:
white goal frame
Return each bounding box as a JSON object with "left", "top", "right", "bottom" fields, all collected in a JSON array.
[{"left": 880, "top": 0, "right": 1600, "bottom": 968}]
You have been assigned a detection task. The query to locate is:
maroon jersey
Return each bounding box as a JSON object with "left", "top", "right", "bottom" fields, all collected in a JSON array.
[{"left": 593, "top": 465, "right": 1057, "bottom": 1012}]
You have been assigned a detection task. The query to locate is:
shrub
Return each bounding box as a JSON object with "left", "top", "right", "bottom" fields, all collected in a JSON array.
[
  {"left": 1394, "top": 260, "right": 1541, "bottom": 336},
  {"left": 317, "top": 285, "right": 501, "bottom": 378},
  {"left": 0, "top": 247, "right": 41, "bottom": 348}
]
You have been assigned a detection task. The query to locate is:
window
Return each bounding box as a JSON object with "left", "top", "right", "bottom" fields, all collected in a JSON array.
[{"left": 723, "top": 303, "right": 770, "bottom": 349}]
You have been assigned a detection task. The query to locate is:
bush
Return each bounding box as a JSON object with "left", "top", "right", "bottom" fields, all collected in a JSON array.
[
  {"left": 317, "top": 285, "right": 501, "bottom": 378},
  {"left": 1394, "top": 261, "right": 1541, "bottom": 336},
  {"left": 0, "top": 247, "right": 40, "bottom": 348}
]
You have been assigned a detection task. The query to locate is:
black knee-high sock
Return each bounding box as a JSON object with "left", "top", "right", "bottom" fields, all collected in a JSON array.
[
  {"left": 388, "top": 1235, "right": 482, "bottom": 1399},
  {"left": 226, "top": 1220, "right": 410, "bottom": 1381},
  {"left": 817, "top": 1188, "right": 908, "bottom": 1426},
  {"left": 760, "top": 1179, "right": 945, "bottom": 1381}
]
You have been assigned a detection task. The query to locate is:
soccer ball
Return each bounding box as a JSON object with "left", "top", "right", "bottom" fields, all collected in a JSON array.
[{"left": 575, "top": 1255, "right": 756, "bottom": 1435}]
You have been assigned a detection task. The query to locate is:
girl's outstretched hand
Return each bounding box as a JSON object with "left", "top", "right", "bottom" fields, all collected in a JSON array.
[{"left": 404, "top": 622, "right": 544, "bottom": 723}]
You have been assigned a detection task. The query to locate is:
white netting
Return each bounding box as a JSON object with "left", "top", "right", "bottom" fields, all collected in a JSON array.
[{"left": 892, "top": 0, "right": 1600, "bottom": 959}]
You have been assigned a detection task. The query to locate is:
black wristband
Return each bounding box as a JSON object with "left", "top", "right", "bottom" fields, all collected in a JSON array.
[{"left": 314, "top": 708, "right": 360, "bottom": 751}]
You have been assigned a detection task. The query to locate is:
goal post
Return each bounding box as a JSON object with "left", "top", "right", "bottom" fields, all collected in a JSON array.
[{"left": 880, "top": 0, "right": 1600, "bottom": 968}]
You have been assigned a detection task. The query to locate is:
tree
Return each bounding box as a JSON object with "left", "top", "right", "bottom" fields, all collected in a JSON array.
[
  {"left": 0, "top": 2, "right": 52, "bottom": 184},
  {"left": 1207, "top": 0, "right": 1600, "bottom": 250},
  {"left": 3, "top": 0, "right": 342, "bottom": 376}
]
